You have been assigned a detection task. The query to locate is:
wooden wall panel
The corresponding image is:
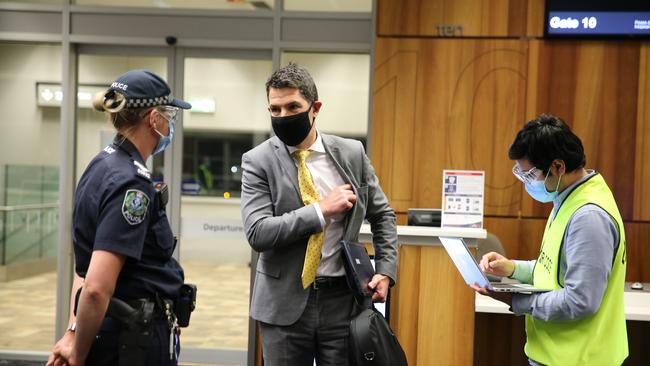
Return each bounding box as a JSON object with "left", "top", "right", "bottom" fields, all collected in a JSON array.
[
  {"left": 372, "top": 38, "right": 529, "bottom": 216},
  {"left": 624, "top": 222, "right": 650, "bottom": 282},
  {"left": 634, "top": 44, "right": 650, "bottom": 221},
  {"left": 474, "top": 315, "right": 650, "bottom": 366},
  {"left": 474, "top": 313, "right": 527, "bottom": 366},
  {"left": 483, "top": 218, "right": 650, "bottom": 282},
  {"left": 377, "top": 0, "right": 544, "bottom": 38},
  {"left": 526, "top": 40, "right": 641, "bottom": 220},
  {"left": 387, "top": 244, "right": 477, "bottom": 366},
  {"left": 626, "top": 320, "right": 650, "bottom": 366},
  {"left": 371, "top": 47, "right": 418, "bottom": 212},
  {"left": 416, "top": 246, "right": 475, "bottom": 366},
  {"left": 483, "top": 217, "right": 546, "bottom": 260},
  {"left": 372, "top": 40, "right": 646, "bottom": 222},
  {"left": 525, "top": 0, "right": 545, "bottom": 37},
  {"left": 391, "top": 245, "right": 421, "bottom": 366}
]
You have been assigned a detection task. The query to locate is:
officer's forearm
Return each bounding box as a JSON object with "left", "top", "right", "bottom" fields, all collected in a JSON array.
[
  {"left": 73, "top": 284, "right": 112, "bottom": 363},
  {"left": 73, "top": 250, "right": 125, "bottom": 364},
  {"left": 67, "top": 274, "right": 83, "bottom": 326}
]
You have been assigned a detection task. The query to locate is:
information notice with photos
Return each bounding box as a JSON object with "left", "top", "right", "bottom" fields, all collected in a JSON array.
[{"left": 441, "top": 170, "right": 485, "bottom": 228}]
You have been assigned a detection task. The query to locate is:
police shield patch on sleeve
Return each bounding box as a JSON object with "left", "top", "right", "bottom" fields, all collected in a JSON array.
[{"left": 122, "top": 189, "right": 150, "bottom": 225}]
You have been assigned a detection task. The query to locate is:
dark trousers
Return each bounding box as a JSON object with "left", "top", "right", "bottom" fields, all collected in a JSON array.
[
  {"left": 85, "top": 317, "right": 179, "bottom": 366},
  {"left": 260, "top": 284, "right": 360, "bottom": 366}
]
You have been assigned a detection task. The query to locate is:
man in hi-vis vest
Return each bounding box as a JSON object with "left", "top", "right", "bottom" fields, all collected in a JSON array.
[{"left": 473, "top": 114, "right": 627, "bottom": 366}]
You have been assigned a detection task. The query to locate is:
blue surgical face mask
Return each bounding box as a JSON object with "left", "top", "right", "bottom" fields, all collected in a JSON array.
[
  {"left": 524, "top": 169, "right": 563, "bottom": 203},
  {"left": 152, "top": 113, "right": 174, "bottom": 156}
]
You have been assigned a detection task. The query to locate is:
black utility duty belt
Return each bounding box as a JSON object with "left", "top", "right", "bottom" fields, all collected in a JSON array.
[
  {"left": 105, "top": 283, "right": 197, "bottom": 332},
  {"left": 73, "top": 283, "right": 197, "bottom": 366},
  {"left": 122, "top": 297, "right": 174, "bottom": 319},
  {"left": 73, "top": 283, "right": 197, "bottom": 329}
]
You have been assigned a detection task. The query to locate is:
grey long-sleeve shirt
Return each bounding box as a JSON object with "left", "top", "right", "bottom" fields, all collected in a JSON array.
[{"left": 511, "top": 171, "right": 620, "bottom": 322}]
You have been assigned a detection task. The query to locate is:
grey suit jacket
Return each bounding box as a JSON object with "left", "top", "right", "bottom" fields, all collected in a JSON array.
[{"left": 240, "top": 133, "right": 398, "bottom": 326}]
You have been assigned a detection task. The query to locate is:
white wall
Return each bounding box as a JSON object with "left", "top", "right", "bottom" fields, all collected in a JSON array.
[
  {"left": 73, "top": 0, "right": 368, "bottom": 12},
  {"left": 284, "top": 0, "right": 372, "bottom": 12},
  {"left": 281, "top": 52, "right": 370, "bottom": 136},
  {"left": 1, "top": 47, "right": 370, "bottom": 171},
  {"left": 183, "top": 58, "right": 273, "bottom": 133},
  {"left": 0, "top": 44, "right": 62, "bottom": 166},
  {"left": 75, "top": 0, "right": 274, "bottom": 10},
  {"left": 183, "top": 54, "right": 370, "bottom": 137}
]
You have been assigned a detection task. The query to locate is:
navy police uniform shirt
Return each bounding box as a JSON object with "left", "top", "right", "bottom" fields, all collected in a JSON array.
[{"left": 73, "top": 135, "right": 184, "bottom": 301}]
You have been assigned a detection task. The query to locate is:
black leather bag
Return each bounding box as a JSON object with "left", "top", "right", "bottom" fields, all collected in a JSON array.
[
  {"left": 341, "top": 240, "right": 408, "bottom": 366},
  {"left": 349, "top": 304, "right": 408, "bottom": 366}
]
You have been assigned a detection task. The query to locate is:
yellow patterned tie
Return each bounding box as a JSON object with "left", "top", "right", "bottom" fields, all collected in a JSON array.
[{"left": 293, "top": 150, "right": 325, "bottom": 289}]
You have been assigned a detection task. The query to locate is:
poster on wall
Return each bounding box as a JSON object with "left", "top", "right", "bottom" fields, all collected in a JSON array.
[{"left": 441, "top": 170, "right": 485, "bottom": 228}]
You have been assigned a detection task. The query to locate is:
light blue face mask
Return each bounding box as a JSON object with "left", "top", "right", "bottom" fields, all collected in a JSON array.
[
  {"left": 152, "top": 113, "right": 174, "bottom": 156},
  {"left": 524, "top": 168, "right": 563, "bottom": 203}
]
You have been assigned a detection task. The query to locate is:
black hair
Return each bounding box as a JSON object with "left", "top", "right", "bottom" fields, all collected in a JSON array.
[
  {"left": 265, "top": 62, "right": 318, "bottom": 103},
  {"left": 508, "top": 114, "right": 586, "bottom": 174}
]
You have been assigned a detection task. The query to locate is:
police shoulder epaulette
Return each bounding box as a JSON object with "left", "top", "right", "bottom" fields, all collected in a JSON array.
[{"left": 133, "top": 160, "right": 152, "bottom": 181}]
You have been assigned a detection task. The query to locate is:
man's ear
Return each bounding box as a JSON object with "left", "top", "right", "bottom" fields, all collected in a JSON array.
[
  {"left": 312, "top": 100, "right": 322, "bottom": 117},
  {"left": 552, "top": 159, "right": 566, "bottom": 176}
]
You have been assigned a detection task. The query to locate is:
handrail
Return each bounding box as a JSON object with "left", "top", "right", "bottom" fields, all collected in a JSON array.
[
  {"left": 0, "top": 203, "right": 59, "bottom": 212},
  {"left": 5, "top": 227, "right": 58, "bottom": 265},
  {"left": 1, "top": 203, "right": 59, "bottom": 266}
]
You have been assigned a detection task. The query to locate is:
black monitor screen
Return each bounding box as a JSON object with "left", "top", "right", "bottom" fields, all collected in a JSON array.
[
  {"left": 407, "top": 208, "right": 441, "bottom": 227},
  {"left": 545, "top": 0, "right": 650, "bottom": 39}
]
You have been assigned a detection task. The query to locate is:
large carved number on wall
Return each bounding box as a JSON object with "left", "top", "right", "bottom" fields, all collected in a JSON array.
[
  {"left": 373, "top": 39, "right": 529, "bottom": 216},
  {"left": 371, "top": 49, "right": 418, "bottom": 213},
  {"left": 445, "top": 45, "right": 528, "bottom": 216}
]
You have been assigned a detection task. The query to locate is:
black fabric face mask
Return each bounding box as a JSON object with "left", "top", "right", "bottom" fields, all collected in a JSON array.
[{"left": 271, "top": 105, "right": 313, "bottom": 146}]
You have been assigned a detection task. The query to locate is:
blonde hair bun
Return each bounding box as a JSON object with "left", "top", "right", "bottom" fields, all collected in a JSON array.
[{"left": 92, "top": 90, "right": 126, "bottom": 113}]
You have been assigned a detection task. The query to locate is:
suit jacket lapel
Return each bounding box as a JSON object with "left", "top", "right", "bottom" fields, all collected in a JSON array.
[
  {"left": 322, "top": 134, "right": 358, "bottom": 237},
  {"left": 271, "top": 137, "right": 302, "bottom": 199},
  {"left": 322, "top": 134, "right": 353, "bottom": 185}
]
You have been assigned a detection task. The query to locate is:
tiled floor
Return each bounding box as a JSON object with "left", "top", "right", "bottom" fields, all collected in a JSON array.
[
  {"left": 0, "top": 261, "right": 251, "bottom": 363},
  {"left": 0, "top": 272, "right": 57, "bottom": 350}
]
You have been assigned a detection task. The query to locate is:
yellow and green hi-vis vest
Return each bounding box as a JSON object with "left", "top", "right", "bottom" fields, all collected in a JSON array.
[{"left": 525, "top": 173, "right": 628, "bottom": 366}]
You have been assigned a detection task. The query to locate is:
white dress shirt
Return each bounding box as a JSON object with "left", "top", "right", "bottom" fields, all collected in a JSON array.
[{"left": 287, "top": 131, "right": 347, "bottom": 277}]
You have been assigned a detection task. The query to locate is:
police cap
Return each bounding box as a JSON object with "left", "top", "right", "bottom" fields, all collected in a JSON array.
[{"left": 107, "top": 69, "right": 191, "bottom": 110}]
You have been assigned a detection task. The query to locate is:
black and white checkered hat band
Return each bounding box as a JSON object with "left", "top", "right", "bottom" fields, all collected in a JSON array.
[{"left": 126, "top": 95, "right": 171, "bottom": 108}]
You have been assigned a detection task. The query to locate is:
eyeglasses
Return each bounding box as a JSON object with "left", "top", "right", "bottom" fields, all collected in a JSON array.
[
  {"left": 157, "top": 106, "right": 179, "bottom": 123},
  {"left": 512, "top": 163, "right": 543, "bottom": 185}
]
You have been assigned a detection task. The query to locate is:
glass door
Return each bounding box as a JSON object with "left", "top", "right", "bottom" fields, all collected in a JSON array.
[
  {"left": 0, "top": 42, "right": 62, "bottom": 353},
  {"left": 177, "top": 49, "right": 272, "bottom": 365},
  {"left": 70, "top": 45, "right": 273, "bottom": 365}
]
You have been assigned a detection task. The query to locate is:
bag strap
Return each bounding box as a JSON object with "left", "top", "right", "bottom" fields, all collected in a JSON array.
[
  {"left": 360, "top": 296, "right": 373, "bottom": 309},
  {"left": 353, "top": 308, "right": 381, "bottom": 363}
]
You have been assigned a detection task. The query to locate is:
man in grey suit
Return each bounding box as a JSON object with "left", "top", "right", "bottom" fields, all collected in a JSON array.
[{"left": 241, "top": 63, "right": 398, "bottom": 366}]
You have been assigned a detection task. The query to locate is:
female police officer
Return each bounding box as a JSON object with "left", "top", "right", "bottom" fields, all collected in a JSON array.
[{"left": 47, "top": 69, "right": 191, "bottom": 366}]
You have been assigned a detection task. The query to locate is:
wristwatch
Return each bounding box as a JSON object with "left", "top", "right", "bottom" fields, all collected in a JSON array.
[{"left": 67, "top": 322, "right": 76, "bottom": 333}]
